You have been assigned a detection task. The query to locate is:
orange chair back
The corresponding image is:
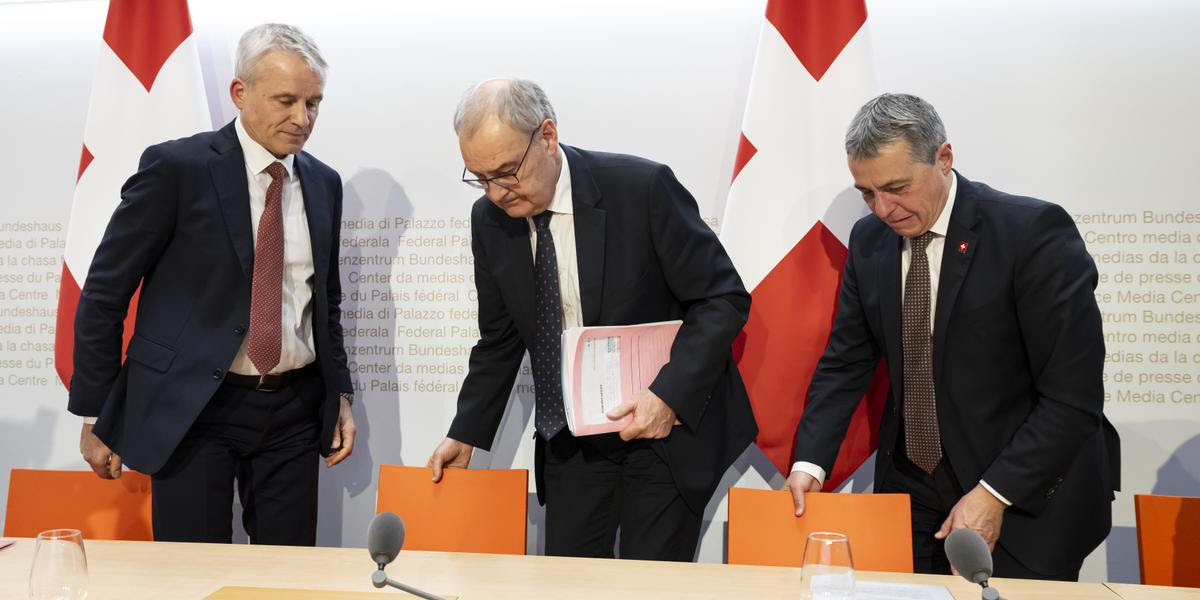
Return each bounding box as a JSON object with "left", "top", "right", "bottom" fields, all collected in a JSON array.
[
  {"left": 375, "top": 465, "right": 527, "bottom": 555},
  {"left": 4, "top": 469, "right": 153, "bottom": 540},
  {"left": 727, "top": 488, "right": 912, "bottom": 572},
  {"left": 1134, "top": 493, "right": 1200, "bottom": 587}
]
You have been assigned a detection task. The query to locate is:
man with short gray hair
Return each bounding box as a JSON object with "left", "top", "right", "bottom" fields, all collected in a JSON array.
[
  {"left": 785, "top": 93, "right": 1119, "bottom": 579},
  {"left": 70, "top": 23, "right": 355, "bottom": 545},
  {"left": 427, "top": 78, "right": 756, "bottom": 560}
]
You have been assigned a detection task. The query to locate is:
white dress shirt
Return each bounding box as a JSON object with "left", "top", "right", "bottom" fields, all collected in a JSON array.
[
  {"left": 526, "top": 147, "right": 583, "bottom": 330},
  {"left": 228, "top": 117, "right": 317, "bottom": 375},
  {"left": 790, "top": 174, "right": 1011, "bottom": 506}
]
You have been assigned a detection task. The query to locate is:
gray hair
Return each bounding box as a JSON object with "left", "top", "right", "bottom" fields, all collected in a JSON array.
[
  {"left": 845, "top": 93, "right": 947, "bottom": 164},
  {"left": 453, "top": 78, "right": 557, "bottom": 138},
  {"left": 235, "top": 23, "right": 327, "bottom": 84}
]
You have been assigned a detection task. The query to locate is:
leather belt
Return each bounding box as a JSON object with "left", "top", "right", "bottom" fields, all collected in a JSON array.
[{"left": 224, "top": 368, "right": 305, "bottom": 392}]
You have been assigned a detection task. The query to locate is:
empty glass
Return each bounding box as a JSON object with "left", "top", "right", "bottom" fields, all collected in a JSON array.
[
  {"left": 800, "top": 531, "right": 854, "bottom": 600},
  {"left": 29, "top": 529, "right": 88, "bottom": 600}
]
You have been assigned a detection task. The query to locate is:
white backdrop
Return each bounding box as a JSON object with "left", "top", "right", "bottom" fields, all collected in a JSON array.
[{"left": 1, "top": 0, "right": 1197, "bottom": 583}]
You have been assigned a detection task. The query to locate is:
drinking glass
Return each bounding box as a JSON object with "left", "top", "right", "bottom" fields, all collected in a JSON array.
[
  {"left": 29, "top": 529, "right": 88, "bottom": 600},
  {"left": 799, "top": 531, "right": 854, "bottom": 600}
]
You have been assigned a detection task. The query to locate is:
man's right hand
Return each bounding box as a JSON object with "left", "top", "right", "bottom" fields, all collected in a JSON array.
[
  {"left": 785, "top": 470, "right": 822, "bottom": 516},
  {"left": 426, "top": 437, "right": 473, "bottom": 483},
  {"left": 80, "top": 423, "right": 122, "bottom": 479}
]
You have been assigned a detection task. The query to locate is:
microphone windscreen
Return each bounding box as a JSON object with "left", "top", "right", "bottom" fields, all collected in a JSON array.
[
  {"left": 367, "top": 511, "right": 405, "bottom": 566},
  {"left": 944, "top": 528, "right": 993, "bottom": 584}
]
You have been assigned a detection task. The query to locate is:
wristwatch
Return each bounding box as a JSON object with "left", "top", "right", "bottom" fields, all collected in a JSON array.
[{"left": 339, "top": 392, "right": 354, "bottom": 407}]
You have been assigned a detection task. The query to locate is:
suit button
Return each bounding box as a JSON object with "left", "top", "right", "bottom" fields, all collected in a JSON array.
[
  {"left": 234, "top": 325, "right": 246, "bottom": 336},
  {"left": 886, "top": 449, "right": 894, "bottom": 456},
  {"left": 212, "top": 369, "right": 224, "bottom": 380}
]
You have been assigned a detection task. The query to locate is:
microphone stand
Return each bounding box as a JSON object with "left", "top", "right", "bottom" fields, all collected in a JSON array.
[
  {"left": 371, "top": 565, "right": 444, "bottom": 600},
  {"left": 980, "top": 579, "right": 1003, "bottom": 600}
]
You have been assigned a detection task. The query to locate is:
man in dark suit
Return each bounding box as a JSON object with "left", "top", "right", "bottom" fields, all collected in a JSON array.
[
  {"left": 786, "top": 93, "right": 1119, "bottom": 580},
  {"left": 426, "top": 78, "right": 756, "bottom": 560},
  {"left": 70, "top": 24, "right": 356, "bottom": 545}
]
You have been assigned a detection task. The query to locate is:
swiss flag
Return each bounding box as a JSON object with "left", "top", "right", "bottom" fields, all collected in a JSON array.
[
  {"left": 54, "top": 0, "right": 211, "bottom": 388},
  {"left": 721, "top": 0, "right": 889, "bottom": 489}
]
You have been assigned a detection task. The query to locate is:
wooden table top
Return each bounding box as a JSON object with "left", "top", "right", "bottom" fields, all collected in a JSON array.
[{"left": 0, "top": 538, "right": 1128, "bottom": 599}]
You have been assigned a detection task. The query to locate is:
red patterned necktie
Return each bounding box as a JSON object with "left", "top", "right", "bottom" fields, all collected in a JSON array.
[
  {"left": 903, "top": 231, "right": 941, "bottom": 473},
  {"left": 246, "top": 161, "right": 286, "bottom": 375}
]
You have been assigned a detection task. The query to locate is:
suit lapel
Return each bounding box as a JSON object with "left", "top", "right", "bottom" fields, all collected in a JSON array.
[
  {"left": 933, "top": 173, "right": 980, "bottom": 380},
  {"left": 564, "top": 146, "right": 605, "bottom": 326},
  {"left": 209, "top": 122, "right": 254, "bottom": 281},
  {"left": 296, "top": 152, "right": 330, "bottom": 289},
  {"left": 877, "top": 231, "right": 904, "bottom": 387},
  {"left": 482, "top": 205, "right": 537, "bottom": 337}
]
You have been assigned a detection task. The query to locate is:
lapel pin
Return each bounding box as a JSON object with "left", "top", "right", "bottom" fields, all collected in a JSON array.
[{"left": 957, "top": 241, "right": 969, "bottom": 254}]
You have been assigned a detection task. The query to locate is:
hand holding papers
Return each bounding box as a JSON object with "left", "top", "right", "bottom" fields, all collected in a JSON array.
[
  {"left": 560, "top": 320, "right": 682, "bottom": 436},
  {"left": 606, "top": 388, "right": 678, "bottom": 441}
]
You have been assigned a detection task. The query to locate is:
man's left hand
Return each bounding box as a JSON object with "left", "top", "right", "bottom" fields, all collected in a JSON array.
[
  {"left": 606, "top": 389, "right": 679, "bottom": 441},
  {"left": 325, "top": 395, "right": 356, "bottom": 468},
  {"left": 934, "top": 483, "right": 1006, "bottom": 551}
]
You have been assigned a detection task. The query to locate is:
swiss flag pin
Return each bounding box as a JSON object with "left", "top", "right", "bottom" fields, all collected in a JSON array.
[{"left": 958, "top": 241, "right": 969, "bottom": 253}]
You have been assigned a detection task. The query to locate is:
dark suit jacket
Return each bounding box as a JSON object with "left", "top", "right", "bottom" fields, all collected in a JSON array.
[
  {"left": 68, "top": 121, "right": 353, "bottom": 475},
  {"left": 448, "top": 145, "right": 757, "bottom": 513},
  {"left": 793, "top": 172, "right": 1119, "bottom": 574}
]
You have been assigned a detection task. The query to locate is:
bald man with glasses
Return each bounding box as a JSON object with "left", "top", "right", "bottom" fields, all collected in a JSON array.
[{"left": 425, "top": 78, "right": 756, "bottom": 561}]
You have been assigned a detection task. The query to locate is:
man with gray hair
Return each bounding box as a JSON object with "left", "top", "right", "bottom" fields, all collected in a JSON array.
[
  {"left": 785, "top": 93, "right": 1119, "bottom": 579},
  {"left": 426, "top": 78, "right": 756, "bottom": 560},
  {"left": 70, "top": 23, "right": 355, "bottom": 545}
]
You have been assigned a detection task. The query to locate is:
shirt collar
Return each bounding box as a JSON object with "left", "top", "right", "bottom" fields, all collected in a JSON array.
[
  {"left": 235, "top": 116, "right": 295, "bottom": 179},
  {"left": 927, "top": 170, "right": 958, "bottom": 238},
  {"left": 546, "top": 145, "right": 573, "bottom": 215}
]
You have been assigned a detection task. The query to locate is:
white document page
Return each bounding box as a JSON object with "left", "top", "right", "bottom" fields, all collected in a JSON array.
[
  {"left": 579, "top": 335, "right": 623, "bottom": 424},
  {"left": 853, "top": 581, "right": 955, "bottom": 600}
]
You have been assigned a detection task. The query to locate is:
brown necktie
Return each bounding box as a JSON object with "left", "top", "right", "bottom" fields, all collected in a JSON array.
[
  {"left": 246, "top": 161, "right": 286, "bottom": 375},
  {"left": 903, "top": 231, "right": 941, "bottom": 473}
]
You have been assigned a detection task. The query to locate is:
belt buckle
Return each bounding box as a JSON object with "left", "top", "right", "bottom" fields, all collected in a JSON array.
[{"left": 255, "top": 373, "right": 282, "bottom": 393}]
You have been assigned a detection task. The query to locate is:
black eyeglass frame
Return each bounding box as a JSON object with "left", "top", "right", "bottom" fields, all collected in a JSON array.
[{"left": 460, "top": 127, "right": 539, "bottom": 191}]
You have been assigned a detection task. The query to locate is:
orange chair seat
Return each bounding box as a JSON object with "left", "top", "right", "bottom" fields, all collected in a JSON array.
[
  {"left": 5, "top": 468, "right": 153, "bottom": 541},
  {"left": 727, "top": 488, "right": 912, "bottom": 572},
  {"left": 375, "top": 465, "right": 527, "bottom": 555},
  {"left": 1135, "top": 493, "right": 1200, "bottom": 587}
]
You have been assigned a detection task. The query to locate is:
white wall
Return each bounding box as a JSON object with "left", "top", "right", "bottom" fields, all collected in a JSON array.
[{"left": 1, "top": 0, "right": 1197, "bottom": 583}]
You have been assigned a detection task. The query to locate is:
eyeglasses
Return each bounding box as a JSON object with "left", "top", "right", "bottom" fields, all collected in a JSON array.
[{"left": 461, "top": 128, "right": 538, "bottom": 190}]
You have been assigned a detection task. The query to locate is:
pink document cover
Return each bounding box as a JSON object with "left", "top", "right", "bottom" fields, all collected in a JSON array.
[{"left": 567, "top": 321, "right": 682, "bottom": 436}]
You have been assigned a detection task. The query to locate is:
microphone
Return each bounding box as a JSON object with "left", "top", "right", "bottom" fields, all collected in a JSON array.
[
  {"left": 368, "top": 511, "right": 405, "bottom": 567},
  {"left": 944, "top": 529, "right": 1004, "bottom": 600},
  {"left": 366, "top": 512, "right": 442, "bottom": 600}
]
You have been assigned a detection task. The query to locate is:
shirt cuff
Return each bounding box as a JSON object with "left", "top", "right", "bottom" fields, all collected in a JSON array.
[
  {"left": 82, "top": 416, "right": 97, "bottom": 425},
  {"left": 790, "top": 461, "right": 827, "bottom": 487},
  {"left": 979, "top": 479, "right": 1013, "bottom": 506}
]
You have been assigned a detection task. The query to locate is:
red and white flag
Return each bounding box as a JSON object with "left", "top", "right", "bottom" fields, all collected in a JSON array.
[
  {"left": 55, "top": 0, "right": 210, "bottom": 387},
  {"left": 722, "top": 0, "right": 889, "bottom": 489}
]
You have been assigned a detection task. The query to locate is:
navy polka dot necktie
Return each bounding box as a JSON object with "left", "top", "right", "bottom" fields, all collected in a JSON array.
[{"left": 531, "top": 211, "right": 567, "bottom": 439}]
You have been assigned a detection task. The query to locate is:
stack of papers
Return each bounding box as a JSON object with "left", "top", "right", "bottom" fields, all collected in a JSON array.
[{"left": 560, "top": 320, "right": 682, "bottom": 436}]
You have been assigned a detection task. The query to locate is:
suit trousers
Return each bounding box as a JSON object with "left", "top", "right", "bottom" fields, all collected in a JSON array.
[
  {"left": 150, "top": 365, "right": 322, "bottom": 545},
  {"left": 541, "top": 432, "right": 701, "bottom": 561},
  {"left": 881, "top": 446, "right": 1082, "bottom": 581},
  {"left": 880, "top": 450, "right": 964, "bottom": 576}
]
